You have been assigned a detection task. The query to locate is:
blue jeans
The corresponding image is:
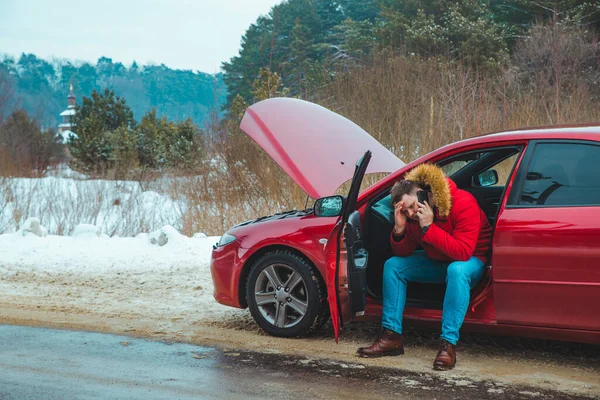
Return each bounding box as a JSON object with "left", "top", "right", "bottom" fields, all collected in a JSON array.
[{"left": 381, "top": 251, "right": 485, "bottom": 345}]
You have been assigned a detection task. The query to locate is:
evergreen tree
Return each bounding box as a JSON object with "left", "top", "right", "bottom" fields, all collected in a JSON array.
[
  {"left": 69, "top": 88, "right": 136, "bottom": 172},
  {"left": 109, "top": 125, "right": 139, "bottom": 176},
  {"left": 378, "top": 0, "right": 509, "bottom": 67},
  {"left": 136, "top": 108, "right": 169, "bottom": 169},
  {"left": 136, "top": 109, "right": 201, "bottom": 170},
  {"left": 166, "top": 118, "right": 200, "bottom": 169},
  {"left": 339, "top": 0, "right": 380, "bottom": 21}
]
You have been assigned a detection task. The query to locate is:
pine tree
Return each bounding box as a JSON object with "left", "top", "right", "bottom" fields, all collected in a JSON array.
[{"left": 69, "top": 88, "right": 136, "bottom": 172}]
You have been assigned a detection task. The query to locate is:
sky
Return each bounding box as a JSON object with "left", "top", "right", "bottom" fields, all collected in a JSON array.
[{"left": 0, "top": 0, "right": 282, "bottom": 74}]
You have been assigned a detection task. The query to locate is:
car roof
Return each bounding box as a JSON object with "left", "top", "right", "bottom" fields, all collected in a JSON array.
[
  {"left": 481, "top": 123, "right": 600, "bottom": 140},
  {"left": 440, "top": 124, "right": 600, "bottom": 151},
  {"left": 401, "top": 124, "right": 600, "bottom": 170}
]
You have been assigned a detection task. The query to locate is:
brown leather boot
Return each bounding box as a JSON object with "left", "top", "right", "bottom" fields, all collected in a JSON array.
[
  {"left": 357, "top": 329, "right": 404, "bottom": 358},
  {"left": 433, "top": 339, "right": 456, "bottom": 370}
]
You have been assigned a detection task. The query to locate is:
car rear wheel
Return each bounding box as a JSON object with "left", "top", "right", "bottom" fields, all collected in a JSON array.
[{"left": 246, "top": 250, "right": 329, "bottom": 337}]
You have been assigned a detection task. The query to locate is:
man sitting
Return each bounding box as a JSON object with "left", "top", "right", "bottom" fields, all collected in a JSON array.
[{"left": 357, "top": 163, "right": 492, "bottom": 370}]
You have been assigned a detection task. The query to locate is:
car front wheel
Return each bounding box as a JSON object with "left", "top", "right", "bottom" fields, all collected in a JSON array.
[{"left": 246, "top": 250, "right": 328, "bottom": 337}]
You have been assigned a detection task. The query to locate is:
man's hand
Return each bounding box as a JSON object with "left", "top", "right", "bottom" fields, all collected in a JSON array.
[
  {"left": 417, "top": 200, "right": 434, "bottom": 228},
  {"left": 393, "top": 201, "right": 407, "bottom": 235}
]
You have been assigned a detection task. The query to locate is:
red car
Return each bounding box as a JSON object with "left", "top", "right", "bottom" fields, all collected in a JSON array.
[{"left": 211, "top": 98, "right": 600, "bottom": 345}]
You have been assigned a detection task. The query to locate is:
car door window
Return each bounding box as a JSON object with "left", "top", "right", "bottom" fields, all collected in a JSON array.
[
  {"left": 481, "top": 154, "right": 519, "bottom": 187},
  {"left": 439, "top": 148, "right": 521, "bottom": 189},
  {"left": 441, "top": 155, "right": 480, "bottom": 176},
  {"left": 518, "top": 143, "right": 600, "bottom": 206}
]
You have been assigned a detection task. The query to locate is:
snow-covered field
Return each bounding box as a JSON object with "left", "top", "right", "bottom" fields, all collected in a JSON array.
[
  {"left": 0, "top": 169, "right": 245, "bottom": 328},
  {"left": 0, "top": 166, "right": 276, "bottom": 238},
  {"left": 0, "top": 173, "right": 185, "bottom": 237},
  {"left": 0, "top": 220, "right": 246, "bottom": 324},
  {"left": 0, "top": 169, "right": 265, "bottom": 334}
]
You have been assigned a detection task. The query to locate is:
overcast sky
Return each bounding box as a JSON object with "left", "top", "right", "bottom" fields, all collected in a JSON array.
[{"left": 0, "top": 0, "right": 282, "bottom": 74}]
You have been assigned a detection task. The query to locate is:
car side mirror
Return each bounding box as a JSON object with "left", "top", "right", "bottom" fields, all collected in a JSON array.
[
  {"left": 473, "top": 169, "right": 499, "bottom": 187},
  {"left": 313, "top": 195, "right": 344, "bottom": 217}
]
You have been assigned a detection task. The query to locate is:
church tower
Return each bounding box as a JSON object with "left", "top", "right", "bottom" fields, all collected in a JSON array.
[
  {"left": 67, "top": 84, "right": 76, "bottom": 108},
  {"left": 57, "top": 84, "right": 77, "bottom": 143}
]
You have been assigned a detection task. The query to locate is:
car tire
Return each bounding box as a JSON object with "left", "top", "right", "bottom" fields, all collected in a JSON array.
[{"left": 246, "top": 250, "right": 329, "bottom": 338}]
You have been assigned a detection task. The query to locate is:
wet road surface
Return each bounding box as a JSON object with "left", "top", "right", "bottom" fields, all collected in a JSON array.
[{"left": 0, "top": 325, "right": 594, "bottom": 399}]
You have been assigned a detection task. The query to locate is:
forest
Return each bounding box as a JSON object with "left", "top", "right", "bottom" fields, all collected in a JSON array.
[
  {"left": 222, "top": 0, "right": 600, "bottom": 107},
  {"left": 0, "top": 54, "right": 226, "bottom": 128},
  {"left": 1, "top": 0, "right": 600, "bottom": 234}
]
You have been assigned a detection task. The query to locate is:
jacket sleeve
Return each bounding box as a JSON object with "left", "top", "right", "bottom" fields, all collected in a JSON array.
[
  {"left": 423, "top": 197, "right": 480, "bottom": 262},
  {"left": 390, "top": 222, "right": 419, "bottom": 256}
]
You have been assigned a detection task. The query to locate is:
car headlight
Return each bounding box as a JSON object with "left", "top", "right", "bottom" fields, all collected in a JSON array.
[{"left": 217, "top": 233, "right": 236, "bottom": 247}]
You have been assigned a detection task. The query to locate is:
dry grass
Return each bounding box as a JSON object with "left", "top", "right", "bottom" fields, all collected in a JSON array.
[
  {"left": 1, "top": 24, "right": 598, "bottom": 237},
  {"left": 316, "top": 54, "right": 600, "bottom": 162}
]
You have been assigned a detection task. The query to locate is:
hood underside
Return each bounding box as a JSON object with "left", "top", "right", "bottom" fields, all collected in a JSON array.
[{"left": 240, "top": 98, "right": 405, "bottom": 199}]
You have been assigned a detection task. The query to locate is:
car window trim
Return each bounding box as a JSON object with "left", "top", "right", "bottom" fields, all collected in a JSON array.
[
  {"left": 365, "top": 145, "right": 524, "bottom": 211},
  {"left": 451, "top": 147, "right": 522, "bottom": 188},
  {"left": 506, "top": 139, "right": 600, "bottom": 209}
]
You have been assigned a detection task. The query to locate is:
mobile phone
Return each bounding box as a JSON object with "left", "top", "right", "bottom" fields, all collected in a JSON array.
[{"left": 417, "top": 190, "right": 429, "bottom": 205}]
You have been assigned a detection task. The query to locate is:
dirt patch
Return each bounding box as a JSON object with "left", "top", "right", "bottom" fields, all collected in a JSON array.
[{"left": 0, "top": 267, "right": 598, "bottom": 398}]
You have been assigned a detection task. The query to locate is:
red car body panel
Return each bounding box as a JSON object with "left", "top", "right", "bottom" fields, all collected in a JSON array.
[
  {"left": 211, "top": 215, "right": 338, "bottom": 308},
  {"left": 494, "top": 207, "right": 600, "bottom": 331},
  {"left": 211, "top": 121, "right": 600, "bottom": 345}
]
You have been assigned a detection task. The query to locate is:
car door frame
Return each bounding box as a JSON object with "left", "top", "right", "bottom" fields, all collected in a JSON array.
[
  {"left": 326, "top": 150, "right": 371, "bottom": 341},
  {"left": 331, "top": 140, "right": 528, "bottom": 331}
]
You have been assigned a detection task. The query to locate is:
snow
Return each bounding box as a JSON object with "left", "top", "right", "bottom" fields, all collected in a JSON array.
[
  {"left": 59, "top": 109, "right": 76, "bottom": 116},
  {"left": 72, "top": 224, "right": 101, "bottom": 238},
  {"left": 0, "top": 166, "right": 275, "bottom": 239},
  {"left": 17, "top": 217, "right": 48, "bottom": 237},
  {"left": 0, "top": 221, "right": 240, "bottom": 321},
  {"left": 56, "top": 129, "right": 77, "bottom": 144},
  {"left": 0, "top": 224, "right": 217, "bottom": 274},
  {"left": 148, "top": 225, "right": 185, "bottom": 246},
  {"left": 0, "top": 169, "right": 249, "bottom": 326},
  {"left": 45, "top": 164, "right": 87, "bottom": 179},
  {"left": 0, "top": 173, "right": 185, "bottom": 237}
]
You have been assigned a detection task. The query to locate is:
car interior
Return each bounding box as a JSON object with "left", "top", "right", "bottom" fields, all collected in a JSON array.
[{"left": 362, "top": 146, "right": 523, "bottom": 309}]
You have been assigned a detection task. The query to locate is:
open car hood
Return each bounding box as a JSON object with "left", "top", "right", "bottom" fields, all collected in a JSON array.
[{"left": 240, "top": 98, "right": 405, "bottom": 199}]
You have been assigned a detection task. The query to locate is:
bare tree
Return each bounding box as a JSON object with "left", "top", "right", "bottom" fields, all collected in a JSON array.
[
  {"left": 0, "top": 69, "right": 15, "bottom": 124},
  {"left": 513, "top": 22, "right": 600, "bottom": 123}
]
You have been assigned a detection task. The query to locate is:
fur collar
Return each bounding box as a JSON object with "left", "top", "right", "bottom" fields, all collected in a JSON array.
[{"left": 404, "top": 163, "right": 452, "bottom": 217}]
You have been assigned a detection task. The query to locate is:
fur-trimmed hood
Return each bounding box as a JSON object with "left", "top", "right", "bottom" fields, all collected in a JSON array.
[{"left": 404, "top": 163, "right": 452, "bottom": 217}]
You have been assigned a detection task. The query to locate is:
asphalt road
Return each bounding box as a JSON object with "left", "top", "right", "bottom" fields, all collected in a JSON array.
[{"left": 0, "top": 325, "right": 594, "bottom": 400}]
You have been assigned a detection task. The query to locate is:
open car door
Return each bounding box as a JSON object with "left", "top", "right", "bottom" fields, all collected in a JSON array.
[{"left": 326, "top": 151, "right": 371, "bottom": 342}]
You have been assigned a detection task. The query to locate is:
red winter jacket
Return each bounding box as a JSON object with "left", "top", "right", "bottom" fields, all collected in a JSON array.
[{"left": 390, "top": 178, "right": 492, "bottom": 264}]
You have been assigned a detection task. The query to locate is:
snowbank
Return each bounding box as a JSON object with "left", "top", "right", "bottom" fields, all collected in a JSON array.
[
  {"left": 0, "top": 226, "right": 240, "bottom": 322},
  {"left": 17, "top": 217, "right": 48, "bottom": 237},
  {"left": 1, "top": 226, "right": 217, "bottom": 274},
  {"left": 72, "top": 224, "right": 101, "bottom": 238}
]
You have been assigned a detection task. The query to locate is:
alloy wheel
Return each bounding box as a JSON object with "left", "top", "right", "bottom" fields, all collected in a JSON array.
[{"left": 253, "top": 263, "right": 308, "bottom": 328}]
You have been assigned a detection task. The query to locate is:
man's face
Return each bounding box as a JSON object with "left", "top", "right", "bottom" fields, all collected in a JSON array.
[{"left": 400, "top": 193, "right": 420, "bottom": 220}]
